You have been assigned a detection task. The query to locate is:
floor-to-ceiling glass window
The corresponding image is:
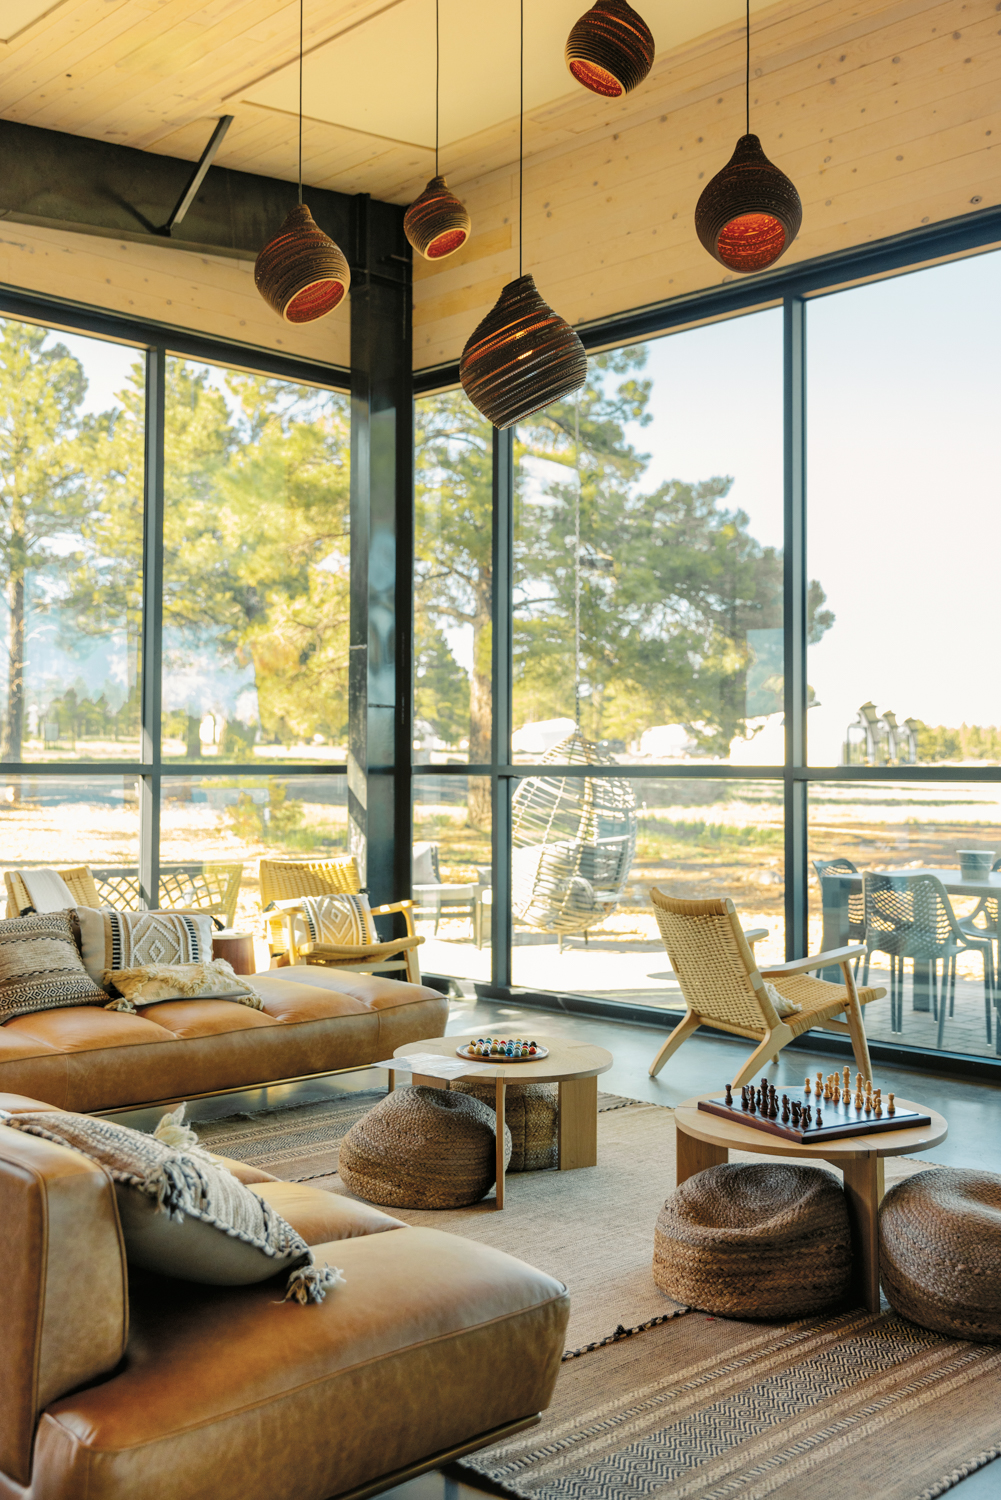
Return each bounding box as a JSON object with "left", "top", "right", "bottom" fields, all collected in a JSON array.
[
  {"left": 0, "top": 315, "right": 350, "bottom": 949},
  {"left": 508, "top": 309, "right": 787, "bottom": 999},
  {"left": 807, "top": 248, "right": 1001, "bottom": 1059}
]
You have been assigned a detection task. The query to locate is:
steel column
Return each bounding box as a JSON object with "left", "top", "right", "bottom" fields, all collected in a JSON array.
[
  {"left": 349, "top": 195, "right": 413, "bottom": 912},
  {"left": 139, "top": 345, "right": 165, "bottom": 909},
  {"left": 784, "top": 295, "right": 808, "bottom": 958},
  {"left": 491, "top": 427, "right": 515, "bottom": 990}
]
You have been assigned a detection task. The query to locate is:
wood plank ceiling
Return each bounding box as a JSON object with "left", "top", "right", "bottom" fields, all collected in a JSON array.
[{"left": 0, "top": 0, "right": 997, "bottom": 371}]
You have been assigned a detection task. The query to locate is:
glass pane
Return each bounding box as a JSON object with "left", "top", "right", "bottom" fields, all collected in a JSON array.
[
  {"left": 509, "top": 775, "right": 784, "bottom": 1003},
  {"left": 161, "top": 774, "right": 348, "bottom": 943},
  {"left": 512, "top": 313, "right": 786, "bottom": 766},
  {"left": 809, "top": 781, "right": 1001, "bottom": 1058},
  {"left": 412, "top": 774, "right": 491, "bottom": 986},
  {"left": 0, "top": 321, "right": 144, "bottom": 762},
  {"left": 0, "top": 775, "right": 140, "bottom": 903},
  {"left": 162, "top": 363, "right": 350, "bottom": 763},
  {"left": 414, "top": 393, "right": 492, "bottom": 765},
  {"left": 807, "top": 252, "right": 1001, "bottom": 765}
]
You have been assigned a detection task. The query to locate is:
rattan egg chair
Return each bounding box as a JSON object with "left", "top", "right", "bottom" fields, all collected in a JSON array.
[{"left": 511, "top": 728, "right": 637, "bottom": 944}]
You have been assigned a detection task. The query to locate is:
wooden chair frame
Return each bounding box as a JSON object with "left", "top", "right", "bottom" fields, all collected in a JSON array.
[
  {"left": 647, "top": 890, "right": 883, "bottom": 1090},
  {"left": 259, "top": 856, "right": 424, "bottom": 984}
]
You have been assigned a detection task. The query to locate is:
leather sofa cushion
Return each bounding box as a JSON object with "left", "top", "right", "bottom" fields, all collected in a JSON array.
[
  {"left": 250, "top": 1181, "right": 407, "bottom": 1243},
  {"left": 5, "top": 1008, "right": 173, "bottom": 1052},
  {"left": 255, "top": 966, "right": 444, "bottom": 1009},
  {"left": 134, "top": 1000, "right": 280, "bottom": 1039},
  {"left": 39, "top": 1227, "right": 568, "bottom": 1500}
]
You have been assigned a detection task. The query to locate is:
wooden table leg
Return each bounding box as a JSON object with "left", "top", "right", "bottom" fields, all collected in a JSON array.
[
  {"left": 839, "top": 1154, "right": 885, "bottom": 1314},
  {"left": 387, "top": 1069, "right": 395, "bottom": 1093},
  {"left": 495, "top": 1077, "right": 506, "bottom": 1209},
  {"left": 675, "top": 1126, "right": 728, "bottom": 1186},
  {"left": 558, "top": 1076, "right": 598, "bottom": 1170}
]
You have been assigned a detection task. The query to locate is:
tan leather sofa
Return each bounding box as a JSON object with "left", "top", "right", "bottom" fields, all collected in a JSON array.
[
  {"left": 0, "top": 1089, "right": 569, "bottom": 1500},
  {"left": 0, "top": 968, "right": 448, "bottom": 1114}
]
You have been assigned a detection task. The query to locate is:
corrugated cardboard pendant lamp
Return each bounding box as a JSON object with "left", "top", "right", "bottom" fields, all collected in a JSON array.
[
  {"left": 404, "top": 0, "right": 470, "bottom": 260},
  {"left": 460, "top": 0, "right": 586, "bottom": 429},
  {"left": 565, "top": 0, "right": 654, "bottom": 98},
  {"left": 255, "top": 0, "right": 350, "bottom": 321},
  {"left": 694, "top": 0, "right": 801, "bottom": 273}
]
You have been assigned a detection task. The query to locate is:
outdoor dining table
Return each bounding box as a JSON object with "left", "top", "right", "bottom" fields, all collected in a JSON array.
[{"left": 818, "top": 865, "right": 1001, "bottom": 1008}]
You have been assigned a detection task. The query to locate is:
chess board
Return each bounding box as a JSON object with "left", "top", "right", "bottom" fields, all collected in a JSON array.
[{"left": 698, "top": 1082, "right": 931, "bottom": 1144}]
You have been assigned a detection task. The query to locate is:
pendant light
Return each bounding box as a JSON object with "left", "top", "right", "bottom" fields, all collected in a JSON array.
[
  {"left": 404, "top": 0, "right": 471, "bottom": 260},
  {"left": 255, "top": 0, "right": 350, "bottom": 321},
  {"left": 460, "top": 0, "right": 586, "bottom": 430},
  {"left": 694, "top": 0, "right": 801, "bottom": 274},
  {"left": 565, "top": 0, "right": 654, "bottom": 98}
]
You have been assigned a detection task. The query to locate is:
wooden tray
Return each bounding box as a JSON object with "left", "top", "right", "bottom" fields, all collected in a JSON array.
[
  {"left": 698, "top": 1088, "right": 930, "bottom": 1144},
  {"left": 456, "top": 1044, "right": 549, "bottom": 1063}
]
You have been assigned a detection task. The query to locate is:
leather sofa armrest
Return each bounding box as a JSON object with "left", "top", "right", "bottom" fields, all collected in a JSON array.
[{"left": 0, "top": 1128, "right": 128, "bottom": 1485}]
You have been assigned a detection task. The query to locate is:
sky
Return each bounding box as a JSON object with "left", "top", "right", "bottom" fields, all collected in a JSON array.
[{"left": 622, "top": 248, "right": 1001, "bottom": 763}]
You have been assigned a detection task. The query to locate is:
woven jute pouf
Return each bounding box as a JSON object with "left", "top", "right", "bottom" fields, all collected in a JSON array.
[
  {"left": 450, "top": 1080, "right": 558, "bottom": 1172},
  {"left": 653, "top": 1162, "right": 852, "bottom": 1319},
  {"left": 338, "top": 1086, "right": 512, "bottom": 1210},
  {"left": 879, "top": 1168, "right": 1001, "bottom": 1342}
]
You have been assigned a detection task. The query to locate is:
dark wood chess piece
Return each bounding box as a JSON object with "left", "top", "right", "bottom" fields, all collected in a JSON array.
[
  {"left": 725, "top": 1084, "right": 733, "bottom": 1107},
  {"left": 748, "top": 1090, "right": 757, "bottom": 1114},
  {"left": 741, "top": 1086, "right": 749, "bottom": 1110},
  {"left": 781, "top": 1094, "right": 790, "bottom": 1123}
]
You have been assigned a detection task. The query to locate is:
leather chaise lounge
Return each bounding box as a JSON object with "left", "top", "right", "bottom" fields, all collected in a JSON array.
[
  {"left": 0, "top": 1090, "right": 569, "bottom": 1500},
  {"left": 0, "top": 968, "right": 449, "bottom": 1114}
]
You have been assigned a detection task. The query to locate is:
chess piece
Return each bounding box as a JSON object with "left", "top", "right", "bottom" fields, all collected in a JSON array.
[
  {"left": 843, "top": 1066, "right": 851, "bottom": 1096},
  {"left": 816, "top": 1072, "right": 823, "bottom": 1098},
  {"left": 804, "top": 1077, "right": 811, "bottom": 1095},
  {"left": 856, "top": 1072, "right": 863, "bottom": 1094},
  {"left": 824, "top": 1076, "right": 832, "bottom": 1101},
  {"left": 854, "top": 1088, "right": 864, "bottom": 1110},
  {"left": 781, "top": 1094, "right": 790, "bottom": 1123},
  {"left": 874, "top": 1102, "right": 883, "bottom": 1118},
  {"left": 815, "top": 1108, "right": 823, "bottom": 1127},
  {"left": 833, "top": 1083, "right": 840, "bottom": 1103},
  {"left": 864, "top": 1086, "right": 873, "bottom": 1114},
  {"left": 749, "top": 1090, "right": 757, "bottom": 1115},
  {"left": 761, "top": 1076, "right": 769, "bottom": 1094},
  {"left": 725, "top": 1084, "right": 733, "bottom": 1107},
  {"left": 791, "top": 1102, "right": 801, "bottom": 1126},
  {"left": 888, "top": 1093, "right": 896, "bottom": 1116}
]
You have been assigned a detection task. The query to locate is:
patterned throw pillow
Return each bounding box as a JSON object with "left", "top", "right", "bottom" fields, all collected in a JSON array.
[
  {"left": 0, "top": 910, "right": 109, "bottom": 1023},
  {"left": 299, "top": 893, "right": 378, "bottom": 946},
  {"left": 103, "top": 959, "right": 264, "bottom": 1011},
  {"left": 0, "top": 1108, "right": 343, "bottom": 1305},
  {"left": 75, "top": 907, "right": 214, "bottom": 986}
]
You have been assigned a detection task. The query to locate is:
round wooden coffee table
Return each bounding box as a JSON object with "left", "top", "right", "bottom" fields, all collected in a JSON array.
[
  {"left": 393, "top": 1034, "right": 613, "bottom": 1209},
  {"left": 674, "top": 1093, "right": 947, "bottom": 1313}
]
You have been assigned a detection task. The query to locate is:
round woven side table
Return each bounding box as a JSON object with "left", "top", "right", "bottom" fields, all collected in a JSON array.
[{"left": 673, "top": 1093, "right": 947, "bottom": 1313}]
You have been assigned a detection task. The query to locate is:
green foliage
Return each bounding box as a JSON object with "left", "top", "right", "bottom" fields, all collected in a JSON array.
[
  {"left": 912, "top": 721, "right": 1001, "bottom": 762},
  {"left": 224, "top": 779, "right": 307, "bottom": 846}
]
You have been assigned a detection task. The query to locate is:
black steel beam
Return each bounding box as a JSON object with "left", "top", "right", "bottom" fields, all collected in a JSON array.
[
  {"left": 784, "top": 296, "right": 808, "bottom": 959},
  {"left": 348, "top": 195, "right": 414, "bottom": 911},
  {"left": 491, "top": 427, "right": 515, "bottom": 990},
  {"left": 0, "top": 117, "right": 352, "bottom": 264},
  {"left": 160, "top": 117, "right": 233, "bottom": 235},
  {"left": 139, "top": 346, "right": 165, "bottom": 909}
]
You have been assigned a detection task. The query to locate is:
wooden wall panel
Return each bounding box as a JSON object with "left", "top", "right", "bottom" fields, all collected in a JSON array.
[
  {"left": 0, "top": 221, "right": 351, "bottom": 371},
  {"left": 413, "top": 0, "right": 1001, "bottom": 370}
]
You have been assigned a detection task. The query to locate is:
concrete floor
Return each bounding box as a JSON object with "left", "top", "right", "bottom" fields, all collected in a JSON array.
[{"left": 377, "top": 994, "right": 1001, "bottom": 1500}]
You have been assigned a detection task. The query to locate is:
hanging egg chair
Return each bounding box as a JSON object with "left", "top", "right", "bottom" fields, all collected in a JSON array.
[{"left": 511, "top": 728, "right": 637, "bottom": 942}]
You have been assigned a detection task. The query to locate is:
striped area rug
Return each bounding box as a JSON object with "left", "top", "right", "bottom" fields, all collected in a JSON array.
[{"left": 458, "top": 1307, "right": 1001, "bottom": 1500}]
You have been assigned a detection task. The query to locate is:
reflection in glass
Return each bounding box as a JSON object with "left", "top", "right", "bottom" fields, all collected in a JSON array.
[
  {"left": 162, "top": 362, "right": 350, "bottom": 762},
  {"left": 160, "top": 774, "right": 348, "bottom": 929},
  {"left": 412, "top": 775, "right": 491, "bottom": 985},
  {"left": 413, "top": 395, "right": 493, "bottom": 811},
  {"left": 0, "top": 776, "right": 140, "bottom": 897},
  {"left": 808, "top": 781, "right": 1001, "bottom": 1058},
  {"left": 0, "top": 321, "right": 144, "bottom": 764},
  {"left": 807, "top": 252, "right": 1001, "bottom": 766},
  {"left": 512, "top": 315, "right": 799, "bottom": 767},
  {"left": 510, "top": 777, "right": 784, "bottom": 1003}
]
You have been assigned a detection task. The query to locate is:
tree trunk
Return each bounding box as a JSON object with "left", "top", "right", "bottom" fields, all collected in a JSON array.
[
  {"left": 2, "top": 570, "right": 25, "bottom": 774},
  {"left": 467, "top": 580, "right": 492, "bottom": 832}
]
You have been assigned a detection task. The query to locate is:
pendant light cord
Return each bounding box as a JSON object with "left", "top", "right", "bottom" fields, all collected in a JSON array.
[
  {"left": 518, "top": 0, "right": 524, "bottom": 279},
  {"left": 745, "top": 0, "right": 750, "bottom": 136},
  {"left": 435, "top": 0, "right": 439, "bottom": 178},
  {"left": 298, "top": 0, "right": 304, "bottom": 204},
  {"left": 574, "top": 392, "right": 581, "bottom": 728}
]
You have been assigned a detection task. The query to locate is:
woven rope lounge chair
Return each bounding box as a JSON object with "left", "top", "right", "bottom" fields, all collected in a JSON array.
[
  {"left": 258, "top": 856, "right": 424, "bottom": 983},
  {"left": 647, "top": 889, "right": 883, "bottom": 1089}
]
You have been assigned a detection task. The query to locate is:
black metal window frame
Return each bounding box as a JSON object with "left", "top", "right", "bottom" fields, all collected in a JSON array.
[
  {"left": 0, "top": 291, "right": 354, "bottom": 908},
  {"left": 412, "top": 203, "right": 1001, "bottom": 1079}
]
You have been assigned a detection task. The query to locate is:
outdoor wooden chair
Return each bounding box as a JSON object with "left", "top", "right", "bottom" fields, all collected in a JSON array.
[
  {"left": 4, "top": 865, "right": 102, "bottom": 918},
  {"left": 258, "top": 856, "right": 424, "bottom": 983},
  {"left": 647, "top": 889, "right": 883, "bottom": 1089}
]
